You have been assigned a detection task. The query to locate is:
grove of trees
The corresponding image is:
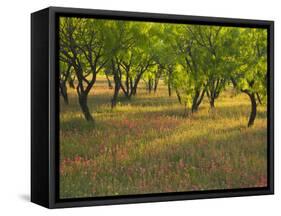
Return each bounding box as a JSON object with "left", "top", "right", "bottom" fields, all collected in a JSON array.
[{"left": 59, "top": 17, "right": 268, "bottom": 127}]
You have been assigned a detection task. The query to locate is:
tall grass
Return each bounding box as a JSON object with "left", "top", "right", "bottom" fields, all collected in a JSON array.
[{"left": 60, "top": 77, "right": 267, "bottom": 198}]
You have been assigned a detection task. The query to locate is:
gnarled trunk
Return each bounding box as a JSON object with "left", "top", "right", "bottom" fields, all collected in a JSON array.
[
  {"left": 111, "top": 73, "right": 121, "bottom": 108},
  {"left": 247, "top": 92, "right": 257, "bottom": 127},
  {"left": 60, "top": 81, "right": 69, "bottom": 105},
  {"left": 175, "top": 89, "right": 182, "bottom": 104},
  {"left": 192, "top": 89, "right": 205, "bottom": 112},
  {"left": 106, "top": 74, "right": 113, "bottom": 89},
  {"left": 210, "top": 98, "right": 215, "bottom": 108},
  {"left": 78, "top": 93, "right": 94, "bottom": 122},
  {"left": 183, "top": 102, "right": 189, "bottom": 117},
  {"left": 256, "top": 93, "right": 263, "bottom": 105}
]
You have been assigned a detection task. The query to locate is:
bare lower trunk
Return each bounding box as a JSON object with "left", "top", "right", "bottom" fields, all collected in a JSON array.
[
  {"left": 175, "top": 89, "right": 182, "bottom": 104},
  {"left": 62, "top": 92, "right": 69, "bottom": 105},
  {"left": 210, "top": 98, "right": 215, "bottom": 108},
  {"left": 60, "top": 82, "right": 69, "bottom": 105},
  {"left": 256, "top": 93, "right": 263, "bottom": 105},
  {"left": 183, "top": 102, "right": 188, "bottom": 117},
  {"left": 68, "top": 78, "right": 75, "bottom": 89},
  {"left": 154, "top": 78, "right": 159, "bottom": 93},
  {"left": 78, "top": 94, "right": 94, "bottom": 122},
  {"left": 111, "top": 75, "right": 120, "bottom": 108},
  {"left": 106, "top": 74, "right": 113, "bottom": 89},
  {"left": 192, "top": 89, "right": 205, "bottom": 112},
  {"left": 247, "top": 92, "right": 257, "bottom": 127},
  {"left": 148, "top": 78, "right": 152, "bottom": 94},
  {"left": 168, "top": 82, "right": 172, "bottom": 97}
]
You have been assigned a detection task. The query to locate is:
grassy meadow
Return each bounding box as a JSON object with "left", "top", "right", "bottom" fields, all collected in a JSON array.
[{"left": 59, "top": 76, "right": 267, "bottom": 199}]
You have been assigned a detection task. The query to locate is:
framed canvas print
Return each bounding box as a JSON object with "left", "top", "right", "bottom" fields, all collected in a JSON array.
[{"left": 31, "top": 6, "right": 274, "bottom": 208}]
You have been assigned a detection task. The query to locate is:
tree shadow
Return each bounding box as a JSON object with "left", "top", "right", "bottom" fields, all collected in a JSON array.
[{"left": 123, "top": 123, "right": 267, "bottom": 166}]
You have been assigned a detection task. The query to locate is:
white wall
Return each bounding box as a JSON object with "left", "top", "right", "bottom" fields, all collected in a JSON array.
[{"left": 0, "top": 0, "right": 279, "bottom": 214}]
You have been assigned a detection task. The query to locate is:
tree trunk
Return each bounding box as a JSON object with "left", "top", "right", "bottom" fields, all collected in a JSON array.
[
  {"left": 192, "top": 89, "right": 205, "bottom": 112},
  {"left": 210, "top": 97, "right": 215, "bottom": 108},
  {"left": 206, "top": 89, "right": 216, "bottom": 109},
  {"left": 131, "top": 79, "right": 140, "bottom": 96},
  {"left": 168, "top": 82, "right": 172, "bottom": 97},
  {"left": 175, "top": 89, "right": 182, "bottom": 104},
  {"left": 167, "top": 67, "right": 173, "bottom": 97},
  {"left": 183, "top": 102, "right": 188, "bottom": 117},
  {"left": 148, "top": 78, "right": 152, "bottom": 94},
  {"left": 78, "top": 93, "right": 94, "bottom": 121},
  {"left": 256, "top": 93, "right": 263, "bottom": 105},
  {"left": 111, "top": 74, "right": 121, "bottom": 108},
  {"left": 68, "top": 78, "right": 75, "bottom": 89},
  {"left": 247, "top": 92, "right": 257, "bottom": 127},
  {"left": 231, "top": 77, "right": 257, "bottom": 127},
  {"left": 154, "top": 78, "right": 159, "bottom": 93},
  {"left": 106, "top": 74, "right": 113, "bottom": 89},
  {"left": 192, "top": 97, "right": 199, "bottom": 112},
  {"left": 60, "top": 81, "right": 69, "bottom": 105}
]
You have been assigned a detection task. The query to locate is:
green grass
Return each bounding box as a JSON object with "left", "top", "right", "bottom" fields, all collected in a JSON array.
[{"left": 59, "top": 77, "right": 267, "bottom": 198}]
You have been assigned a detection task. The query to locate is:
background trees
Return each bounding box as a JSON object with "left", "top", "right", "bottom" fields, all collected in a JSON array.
[
  {"left": 186, "top": 26, "right": 227, "bottom": 109},
  {"left": 59, "top": 17, "right": 268, "bottom": 127},
  {"left": 170, "top": 25, "right": 207, "bottom": 113}
]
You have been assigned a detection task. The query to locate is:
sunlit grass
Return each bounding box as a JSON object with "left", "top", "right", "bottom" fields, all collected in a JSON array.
[{"left": 60, "top": 76, "right": 267, "bottom": 198}]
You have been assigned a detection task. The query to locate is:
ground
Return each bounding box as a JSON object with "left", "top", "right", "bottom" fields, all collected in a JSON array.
[{"left": 59, "top": 76, "right": 267, "bottom": 199}]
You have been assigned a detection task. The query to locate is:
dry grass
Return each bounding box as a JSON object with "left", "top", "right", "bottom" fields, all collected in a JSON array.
[{"left": 59, "top": 76, "right": 267, "bottom": 198}]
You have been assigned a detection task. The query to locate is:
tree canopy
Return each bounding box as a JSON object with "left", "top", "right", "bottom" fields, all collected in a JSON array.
[{"left": 59, "top": 17, "right": 267, "bottom": 127}]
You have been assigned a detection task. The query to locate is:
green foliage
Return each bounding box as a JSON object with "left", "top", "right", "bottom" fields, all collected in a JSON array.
[
  {"left": 58, "top": 18, "right": 269, "bottom": 197},
  {"left": 235, "top": 28, "right": 267, "bottom": 100},
  {"left": 59, "top": 17, "right": 268, "bottom": 124}
]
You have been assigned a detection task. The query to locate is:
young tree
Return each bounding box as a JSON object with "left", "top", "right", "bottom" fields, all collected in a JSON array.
[{"left": 170, "top": 64, "right": 195, "bottom": 116}]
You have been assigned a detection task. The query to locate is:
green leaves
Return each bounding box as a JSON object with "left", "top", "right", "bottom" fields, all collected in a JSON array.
[{"left": 59, "top": 16, "right": 268, "bottom": 122}]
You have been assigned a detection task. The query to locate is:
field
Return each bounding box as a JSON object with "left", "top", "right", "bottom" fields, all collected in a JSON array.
[{"left": 59, "top": 76, "right": 267, "bottom": 199}]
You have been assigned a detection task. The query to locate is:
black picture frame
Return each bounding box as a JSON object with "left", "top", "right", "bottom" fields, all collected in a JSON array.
[{"left": 31, "top": 6, "right": 274, "bottom": 209}]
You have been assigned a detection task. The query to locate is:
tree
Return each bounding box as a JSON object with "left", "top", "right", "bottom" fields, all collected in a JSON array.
[
  {"left": 58, "top": 17, "right": 267, "bottom": 127},
  {"left": 172, "top": 25, "right": 207, "bottom": 112},
  {"left": 104, "top": 21, "right": 155, "bottom": 106},
  {"left": 59, "top": 17, "right": 108, "bottom": 122},
  {"left": 170, "top": 64, "right": 196, "bottom": 116},
  {"left": 59, "top": 61, "right": 72, "bottom": 104},
  {"left": 142, "top": 64, "right": 163, "bottom": 94},
  {"left": 229, "top": 28, "right": 267, "bottom": 127},
  {"left": 149, "top": 24, "right": 177, "bottom": 97},
  {"left": 101, "top": 20, "right": 135, "bottom": 107},
  {"left": 186, "top": 26, "right": 230, "bottom": 108}
]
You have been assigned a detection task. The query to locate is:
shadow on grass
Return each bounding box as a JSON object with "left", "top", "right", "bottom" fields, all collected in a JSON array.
[
  {"left": 121, "top": 123, "right": 267, "bottom": 167},
  {"left": 60, "top": 102, "right": 267, "bottom": 134}
]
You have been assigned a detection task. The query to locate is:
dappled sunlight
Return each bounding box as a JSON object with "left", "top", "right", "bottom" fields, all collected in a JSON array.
[
  {"left": 57, "top": 15, "right": 269, "bottom": 198},
  {"left": 60, "top": 77, "right": 267, "bottom": 198}
]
